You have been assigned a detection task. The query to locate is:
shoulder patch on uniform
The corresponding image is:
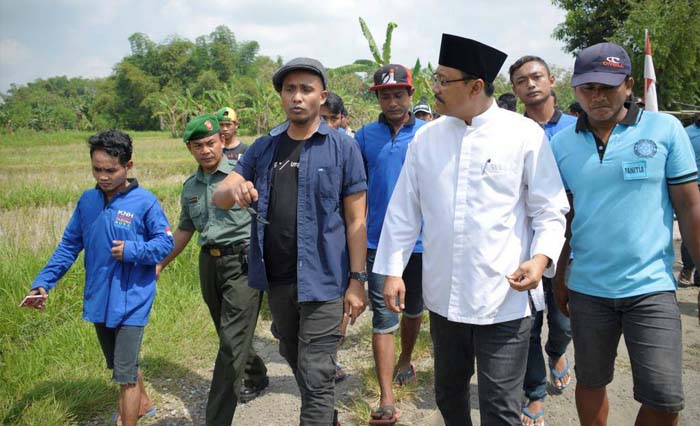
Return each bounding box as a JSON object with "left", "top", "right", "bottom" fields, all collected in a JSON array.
[{"left": 183, "top": 174, "right": 196, "bottom": 185}]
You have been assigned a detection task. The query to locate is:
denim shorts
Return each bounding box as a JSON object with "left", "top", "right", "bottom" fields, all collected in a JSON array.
[
  {"left": 367, "top": 249, "right": 423, "bottom": 334},
  {"left": 94, "top": 323, "right": 145, "bottom": 385},
  {"left": 569, "top": 290, "right": 684, "bottom": 413}
]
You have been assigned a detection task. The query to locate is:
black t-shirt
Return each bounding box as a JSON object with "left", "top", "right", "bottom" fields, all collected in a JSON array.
[
  {"left": 264, "top": 133, "right": 305, "bottom": 283},
  {"left": 223, "top": 142, "right": 248, "bottom": 163}
]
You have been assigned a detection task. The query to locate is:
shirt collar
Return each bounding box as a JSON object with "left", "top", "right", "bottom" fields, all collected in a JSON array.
[
  {"left": 378, "top": 112, "right": 416, "bottom": 127},
  {"left": 95, "top": 178, "right": 139, "bottom": 196},
  {"left": 196, "top": 157, "right": 232, "bottom": 180},
  {"left": 269, "top": 119, "right": 330, "bottom": 137},
  {"left": 575, "top": 102, "right": 640, "bottom": 133},
  {"left": 471, "top": 99, "right": 500, "bottom": 128},
  {"left": 525, "top": 108, "right": 563, "bottom": 125}
]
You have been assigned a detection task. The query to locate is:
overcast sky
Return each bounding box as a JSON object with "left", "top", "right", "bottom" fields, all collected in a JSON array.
[{"left": 0, "top": 0, "right": 574, "bottom": 93}]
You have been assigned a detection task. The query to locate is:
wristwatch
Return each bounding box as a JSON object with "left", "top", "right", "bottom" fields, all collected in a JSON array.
[{"left": 349, "top": 271, "right": 368, "bottom": 284}]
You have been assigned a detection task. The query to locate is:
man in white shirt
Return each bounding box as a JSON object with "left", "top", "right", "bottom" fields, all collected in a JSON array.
[{"left": 373, "top": 34, "right": 569, "bottom": 425}]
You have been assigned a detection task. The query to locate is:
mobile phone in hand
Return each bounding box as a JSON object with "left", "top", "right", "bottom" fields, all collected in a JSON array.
[{"left": 19, "top": 294, "right": 46, "bottom": 308}]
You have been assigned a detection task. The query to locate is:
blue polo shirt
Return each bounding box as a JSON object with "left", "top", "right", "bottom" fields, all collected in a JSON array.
[
  {"left": 526, "top": 108, "right": 577, "bottom": 140},
  {"left": 551, "top": 103, "right": 697, "bottom": 298},
  {"left": 235, "top": 120, "right": 367, "bottom": 302},
  {"left": 686, "top": 122, "right": 700, "bottom": 183},
  {"left": 355, "top": 113, "right": 426, "bottom": 251}
]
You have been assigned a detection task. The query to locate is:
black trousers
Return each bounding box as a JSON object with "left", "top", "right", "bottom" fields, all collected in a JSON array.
[
  {"left": 430, "top": 311, "right": 533, "bottom": 426},
  {"left": 199, "top": 249, "right": 268, "bottom": 426},
  {"left": 268, "top": 283, "right": 343, "bottom": 426}
]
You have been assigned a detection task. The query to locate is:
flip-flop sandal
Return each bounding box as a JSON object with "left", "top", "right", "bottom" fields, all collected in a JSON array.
[
  {"left": 369, "top": 405, "right": 400, "bottom": 425},
  {"left": 678, "top": 269, "right": 693, "bottom": 285},
  {"left": 521, "top": 407, "right": 545, "bottom": 426},
  {"left": 548, "top": 356, "right": 571, "bottom": 392},
  {"left": 112, "top": 406, "right": 156, "bottom": 424},
  {"left": 335, "top": 364, "right": 347, "bottom": 382},
  {"left": 393, "top": 364, "right": 416, "bottom": 386}
]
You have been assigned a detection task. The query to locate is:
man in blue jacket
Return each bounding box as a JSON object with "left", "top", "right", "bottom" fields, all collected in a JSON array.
[
  {"left": 212, "top": 57, "right": 368, "bottom": 426},
  {"left": 25, "top": 130, "right": 174, "bottom": 426},
  {"left": 355, "top": 63, "right": 426, "bottom": 425}
]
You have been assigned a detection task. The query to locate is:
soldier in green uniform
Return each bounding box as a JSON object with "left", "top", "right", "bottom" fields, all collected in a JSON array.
[{"left": 157, "top": 114, "right": 268, "bottom": 426}]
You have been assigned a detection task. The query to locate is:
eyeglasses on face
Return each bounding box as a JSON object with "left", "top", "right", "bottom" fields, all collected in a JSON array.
[{"left": 430, "top": 73, "right": 477, "bottom": 87}]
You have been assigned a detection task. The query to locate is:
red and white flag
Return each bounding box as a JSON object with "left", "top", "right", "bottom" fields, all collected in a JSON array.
[{"left": 644, "top": 29, "right": 658, "bottom": 112}]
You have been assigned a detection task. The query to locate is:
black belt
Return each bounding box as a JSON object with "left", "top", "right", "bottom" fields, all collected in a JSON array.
[{"left": 203, "top": 243, "right": 247, "bottom": 257}]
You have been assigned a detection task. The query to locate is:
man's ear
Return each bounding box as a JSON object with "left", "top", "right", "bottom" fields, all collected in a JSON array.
[
  {"left": 320, "top": 90, "right": 329, "bottom": 105},
  {"left": 472, "top": 79, "right": 485, "bottom": 96},
  {"left": 126, "top": 160, "right": 134, "bottom": 172}
]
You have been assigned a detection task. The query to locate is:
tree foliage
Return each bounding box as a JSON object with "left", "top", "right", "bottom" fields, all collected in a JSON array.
[
  {"left": 611, "top": 0, "right": 700, "bottom": 109},
  {"left": 552, "top": 0, "right": 700, "bottom": 109},
  {"left": 552, "top": 0, "right": 630, "bottom": 54}
]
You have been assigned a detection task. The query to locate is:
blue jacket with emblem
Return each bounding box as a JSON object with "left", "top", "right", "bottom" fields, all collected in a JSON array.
[{"left": 31, "top": 181, "right": 174, "bottom": 327}]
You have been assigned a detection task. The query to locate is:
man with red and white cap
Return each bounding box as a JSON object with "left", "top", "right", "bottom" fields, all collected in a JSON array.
[
  {"left": 373, "top": 34, "right": 569, "bottom": 425},
  {"left": 551, "top": 42, "right": 699, "bottom": 426},
  {"left": 354, "top": 64, "right": 427, "bottom": 425}
]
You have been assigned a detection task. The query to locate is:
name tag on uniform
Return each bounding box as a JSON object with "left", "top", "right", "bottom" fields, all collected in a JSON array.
[{"left": 622, "top": 160, "right": 647, "bottom": 180}]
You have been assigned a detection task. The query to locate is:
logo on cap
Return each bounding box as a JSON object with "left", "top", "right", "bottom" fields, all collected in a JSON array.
[
  {"left": 382, "top": 68, "right": 397, "bottom": 85},
  {"left": 204, "top": 120, "right": 213, "bottom": 130},
  {"left": 602, "top": 57, "right": 624, "bottom": 69}
]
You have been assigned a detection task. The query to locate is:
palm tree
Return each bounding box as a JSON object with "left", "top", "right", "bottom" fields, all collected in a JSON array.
[{"left": 331, "top": 18, "right": 397, "bottom": 75}]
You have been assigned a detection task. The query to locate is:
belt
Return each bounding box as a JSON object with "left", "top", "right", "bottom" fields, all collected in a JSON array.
[{"left": 203, "top": 243, "right": 247, "bottom": 257}]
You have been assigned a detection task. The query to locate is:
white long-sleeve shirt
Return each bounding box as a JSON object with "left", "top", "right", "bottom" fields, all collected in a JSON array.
[{"left": 373, "top": 101, "right": 569, "bottom": 325}]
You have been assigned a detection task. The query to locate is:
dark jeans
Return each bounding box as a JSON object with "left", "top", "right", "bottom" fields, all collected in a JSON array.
[
  {"left": 523, "top": 277, "right": 572, "bottom": 401},
  {"left": 430, "top": 311, "right": 533, "bottom": 426},
  {"left": 199, "top": 249, "right": 268, "bottom": 426},
  {"left": 268, "top": 283, "right": 343, "bottom": 426},
  {"left": 569, "top": 290, "right": 684, "bottom": 413},
  {"left": 94, "top": 324, "right": 144, "bottom": 385}
]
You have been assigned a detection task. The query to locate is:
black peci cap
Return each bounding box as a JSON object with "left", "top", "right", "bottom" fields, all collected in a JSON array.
[{"left": 438, "top": 34, "right": 507, "bottom": 83}]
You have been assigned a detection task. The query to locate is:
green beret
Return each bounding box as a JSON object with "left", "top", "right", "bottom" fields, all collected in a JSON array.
[
  {"left": 216, "top": 107, "right": 237, "bottom": 123},
  {"left": 183, "top": 114, "right": 220, "bottom": 143}
]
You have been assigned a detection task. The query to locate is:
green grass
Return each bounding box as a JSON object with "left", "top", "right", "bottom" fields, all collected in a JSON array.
[
  {"left": 340, "top": 311, "right": 434, "bottom": 425},
  {"left": 0, "top": 131, "right": 216, "bottom": 425}
]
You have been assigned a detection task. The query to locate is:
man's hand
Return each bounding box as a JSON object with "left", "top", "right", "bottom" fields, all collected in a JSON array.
[
  {"left": 343, "top": 280, "right": 366, "bottom": 325},
  {"left": 155, "top": 264, "right": 163, "bottom": 280},
  {"left": 552, "top": 275, "right": 570, "bottom": 317},
  {"left": 26, "top": 287, "right": 48, "bottom": 310},
  {"left": 383, "top": 275, "right": 406, "bottom": 313},
  {"left": 507, "top": 254, "right": 549, "bottom": 291},
  {"left": 111, "top": 240, "right": 125, "bottom": 261},
  {"left": 232, "top": 181, "right": 259, "bottom": 208}
]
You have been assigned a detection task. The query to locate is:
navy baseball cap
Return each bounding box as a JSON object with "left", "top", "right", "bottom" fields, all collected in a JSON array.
[
  {"left": 272, "top": 57, "right": 328, "bottom": 92},
  {"left": 571, "top": 42, "right": 631, "bottom": 87}
]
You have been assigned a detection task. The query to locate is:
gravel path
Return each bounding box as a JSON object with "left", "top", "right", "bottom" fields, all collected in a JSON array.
[{"left": 83, "top": 241, "right": 700, "bottom": 425}]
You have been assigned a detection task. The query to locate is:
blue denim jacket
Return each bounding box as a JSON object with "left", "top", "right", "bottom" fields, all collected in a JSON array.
[{"left": 235, "top": 120, "right": 367, "bottom": 302}]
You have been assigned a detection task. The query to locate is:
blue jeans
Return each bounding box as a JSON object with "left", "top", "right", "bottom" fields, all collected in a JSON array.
[
  {"left": 367, "top": 249, "right": 423, "bottom": 334},
  {"left": 523, "top": 277, "right": 572, "bottom": 401},
  {"left": 430, "top": 311, "right": 533, "bottom": 426}
]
